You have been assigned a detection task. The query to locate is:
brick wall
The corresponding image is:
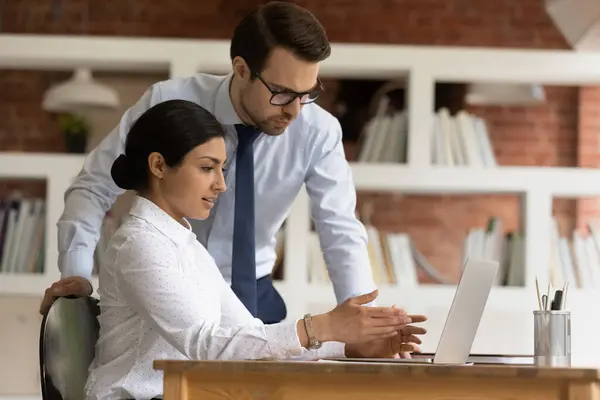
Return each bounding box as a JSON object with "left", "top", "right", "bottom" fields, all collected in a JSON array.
[
  {"left": 1, "top": 0, "right": 597, "bottom": 282},
  {"left": 576, "top": 87, "right": 600, "bottom": 233}
]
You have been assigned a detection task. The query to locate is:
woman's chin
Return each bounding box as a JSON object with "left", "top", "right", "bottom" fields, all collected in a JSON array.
[{"left": 190, "top": 208, "right": 211, "bottom": 221}]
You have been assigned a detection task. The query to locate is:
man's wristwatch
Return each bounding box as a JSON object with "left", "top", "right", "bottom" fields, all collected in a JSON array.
[{"left": 303, "top": 313, "right": 322, "bottom": 350}]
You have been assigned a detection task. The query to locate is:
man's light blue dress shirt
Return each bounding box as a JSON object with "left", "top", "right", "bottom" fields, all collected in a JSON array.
[{"left": 57, "top": 72, "right": 376, "bottom": 304}]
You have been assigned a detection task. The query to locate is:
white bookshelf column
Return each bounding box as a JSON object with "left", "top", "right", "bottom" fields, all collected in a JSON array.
[
  {"left": 521, "top": 188, "right": 552, "bottom": 287},
  {"left": 406, "top": 70, "right": 435, "bottom": 168},
  {"left": 279, "top": 186, "right": 311, "bottom": 318}
]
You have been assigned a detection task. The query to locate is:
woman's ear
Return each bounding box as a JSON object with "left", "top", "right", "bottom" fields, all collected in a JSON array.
[{"left": 148, "top": 152, "right": 166, "bottom": 179}]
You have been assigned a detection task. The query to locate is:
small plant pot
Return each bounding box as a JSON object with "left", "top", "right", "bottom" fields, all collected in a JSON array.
[
  {"left": 59, "top": 113, "right": 89, "bottom": 154},
  {"left": 65, "top": 133, "right": 87, "bottom": 153}
]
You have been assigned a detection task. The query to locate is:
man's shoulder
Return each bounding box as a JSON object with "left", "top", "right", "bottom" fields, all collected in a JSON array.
[
  {"left": 152, "top": 72, "right": 228, "bottom": 103},
  {"left": 296, "top": 102, "right": 340, "bottom": 134},
  {"left": 289, "top": 103, "right": 343, "bottom": 152}
]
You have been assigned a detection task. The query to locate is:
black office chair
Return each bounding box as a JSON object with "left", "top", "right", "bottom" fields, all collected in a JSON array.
[{"left": 39, "top": 296, "right": 100, "bottom": 400}]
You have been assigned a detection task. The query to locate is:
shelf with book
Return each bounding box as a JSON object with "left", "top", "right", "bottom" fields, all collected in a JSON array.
[
  {"left": 302, "top": 176, "right": 528, "bottom": 287},
  {"left": 276, "top": 181, "right": 600, "bottom": 361},
  {"left": 366, "top": 196, "right": 521, "bottom": 286},
  {"left": 548, "top": 195, "right": 600, "bottom": 292},
  {"left": 426, "top": 81, "right": 579, "bottom": 169},
  {"left": 0, "top": 186, "right": 46, "bottom": 278},
  {"left": 286, "top": 172, "right": 582, "bottom": 294},
  {"left": 0, "top": 152, "right": 85, "bottom": 295},
  {"left": 279, "top": 188, "right": 600, "bottom": 363},
  {"left": 403, "top": 72, "right": 595, "bottom": 172}
]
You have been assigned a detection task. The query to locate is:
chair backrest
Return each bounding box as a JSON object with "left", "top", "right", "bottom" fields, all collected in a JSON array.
[{"left": 39, "top": 296, "right": 100, "bottom": 400}]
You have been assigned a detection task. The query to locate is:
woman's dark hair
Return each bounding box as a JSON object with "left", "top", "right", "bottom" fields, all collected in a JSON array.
[
  {"left": 111, "top": 99, "right": 226, "bottom": 192},
  {"left": 230, "top": 1, "right": 331, "bottom": 75}
]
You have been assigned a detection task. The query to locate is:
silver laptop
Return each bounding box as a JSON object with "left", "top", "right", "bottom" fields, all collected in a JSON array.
[{"left": 331, "top": 258, "right": 527, "bottom": 365}]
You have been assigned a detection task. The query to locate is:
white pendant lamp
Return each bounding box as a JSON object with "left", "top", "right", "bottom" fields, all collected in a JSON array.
[
  {"left": 465, "top": 83, "right": 546, "bottom": 106},
  {"left": 42, "top": 68, "right": 120, "bottom": 112}
]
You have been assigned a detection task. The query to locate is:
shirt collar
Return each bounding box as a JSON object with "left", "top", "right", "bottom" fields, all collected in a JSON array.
[
  {"left": 128, "top": 196, "right": 195, "bottom": 245},
  {"left": 214, "top": 73, "right": 244, "bottom": 126}
]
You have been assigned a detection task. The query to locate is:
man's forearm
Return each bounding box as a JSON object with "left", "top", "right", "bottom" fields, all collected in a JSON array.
[
  {"left": 57, "top": 185, "right": 114, "bottom": 280},
  {"left": 303, "top": 115, "right": 377, "bottom": 304},
  {"left": 321, "top": 228, "right": 377, "bottom": 305}
]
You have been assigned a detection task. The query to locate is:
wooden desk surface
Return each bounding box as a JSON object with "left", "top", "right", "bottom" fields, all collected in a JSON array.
[
  {"left": 154, "top": 360, "right": 600, "bottom": 400},
  {"left": 155, "top": 359, "right": 600, "bottom": 380}
]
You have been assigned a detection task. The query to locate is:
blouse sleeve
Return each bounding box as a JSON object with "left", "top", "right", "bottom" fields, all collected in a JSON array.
[
  {"left": 218, "top": 275, "right": 346, "bottom": 360},
  {"left": 115, "top": 232, "right": 305, "bottom": 360}
]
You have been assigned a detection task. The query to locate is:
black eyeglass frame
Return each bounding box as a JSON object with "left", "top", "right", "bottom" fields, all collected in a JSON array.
[{"left": 253, "top": 72, "right": 324, "bottom": 106}]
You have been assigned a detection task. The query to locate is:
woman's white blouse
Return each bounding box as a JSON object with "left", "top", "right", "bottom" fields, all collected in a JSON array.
[{"left": 85, "top": 196, "right": 345, "bottom": 400}]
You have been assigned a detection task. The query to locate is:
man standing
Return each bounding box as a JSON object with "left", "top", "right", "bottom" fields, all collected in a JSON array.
[{"left": 40, "top": 1, "right": 376, "bottom": 324}]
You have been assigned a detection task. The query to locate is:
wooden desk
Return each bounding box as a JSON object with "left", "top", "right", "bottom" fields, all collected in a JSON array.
[{"left": 154, "top": 359, "right": 600, "bottom": 400}]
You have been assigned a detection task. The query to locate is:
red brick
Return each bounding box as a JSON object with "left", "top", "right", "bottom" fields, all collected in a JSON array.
[
  {"left": 0, "top": 179, "right": 47, "bottom": 200},
  {"left": 575, "top": 86, "right": 600, "bottom": 232}
]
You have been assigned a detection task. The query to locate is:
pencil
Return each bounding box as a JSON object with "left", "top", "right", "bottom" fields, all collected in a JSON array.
[{"left": 535, "top": 277, "right": 542, "bottom": 310}]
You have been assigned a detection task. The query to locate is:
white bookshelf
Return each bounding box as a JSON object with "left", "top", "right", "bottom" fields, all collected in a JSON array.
[
  {"left": 0, "top": 153, "right": 85, "bottom": 295},
  {"left": 281, "top": 170, "right": 600, "bottom": 365},
  {"left": 1, "top": 34, "right": 600, "bottom": 367}
]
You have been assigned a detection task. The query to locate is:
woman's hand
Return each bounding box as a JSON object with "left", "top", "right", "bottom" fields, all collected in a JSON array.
[
  {"left": 310, "top": 290, "right": 412, "bottom": 344},
  {"left": 344, "top": 314, "right": 428, "bottom": 358}
]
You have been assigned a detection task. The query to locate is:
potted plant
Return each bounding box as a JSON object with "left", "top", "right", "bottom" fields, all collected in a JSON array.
[{"left": 59, "top": 113, "right": 89, "bottom": 153}]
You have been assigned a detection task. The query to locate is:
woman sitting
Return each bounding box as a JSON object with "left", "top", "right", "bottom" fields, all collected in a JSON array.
[{"left": 85, "top": 99, "right": 425, "bottom": 400}]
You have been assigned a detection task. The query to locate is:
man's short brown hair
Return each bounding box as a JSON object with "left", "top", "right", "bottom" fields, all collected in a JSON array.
[{"left": 230, "top": 1, "right": 331, "bottom": 75}]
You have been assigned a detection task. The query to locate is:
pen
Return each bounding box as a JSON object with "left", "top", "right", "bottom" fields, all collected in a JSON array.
[
  {"left": 550, "top": 290, "right": 563, "bottom": 310},
  {"left": 535, "top": 277, "right": 542, "bottom": 310}
]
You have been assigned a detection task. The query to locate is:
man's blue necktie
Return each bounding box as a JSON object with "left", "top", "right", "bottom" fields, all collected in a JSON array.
[{"left": 231, "top": 124, "right": 260, "bottom": 316}]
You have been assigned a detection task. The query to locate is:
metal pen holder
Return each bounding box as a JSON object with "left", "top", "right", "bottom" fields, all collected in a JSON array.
[{"left": 533, "top": 310, "right": 571, "bottom": 367}]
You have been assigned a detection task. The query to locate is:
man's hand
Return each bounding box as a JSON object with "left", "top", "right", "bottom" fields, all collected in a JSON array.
[
  {"left": 396, "top": 322, "right": 427, "bottom": 358},
  {"left": 345, "top": 314, "right": 428, "bottom": 358},
  {"left": 39, "top": 276, "right": 93, "bottom": 315}
]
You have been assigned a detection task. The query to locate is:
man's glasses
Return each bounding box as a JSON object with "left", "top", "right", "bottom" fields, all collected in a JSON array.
[{"left": 255, "top": 73, "right": 323, "bottom": 106}]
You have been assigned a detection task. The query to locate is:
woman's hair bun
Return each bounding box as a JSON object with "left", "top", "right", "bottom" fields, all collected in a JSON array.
[
  {"left": 110, "top": 154, "right": 145, "bottom": 191},
  {"left": 110, "top": 99, "right": 227, "bottom": 192}
]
